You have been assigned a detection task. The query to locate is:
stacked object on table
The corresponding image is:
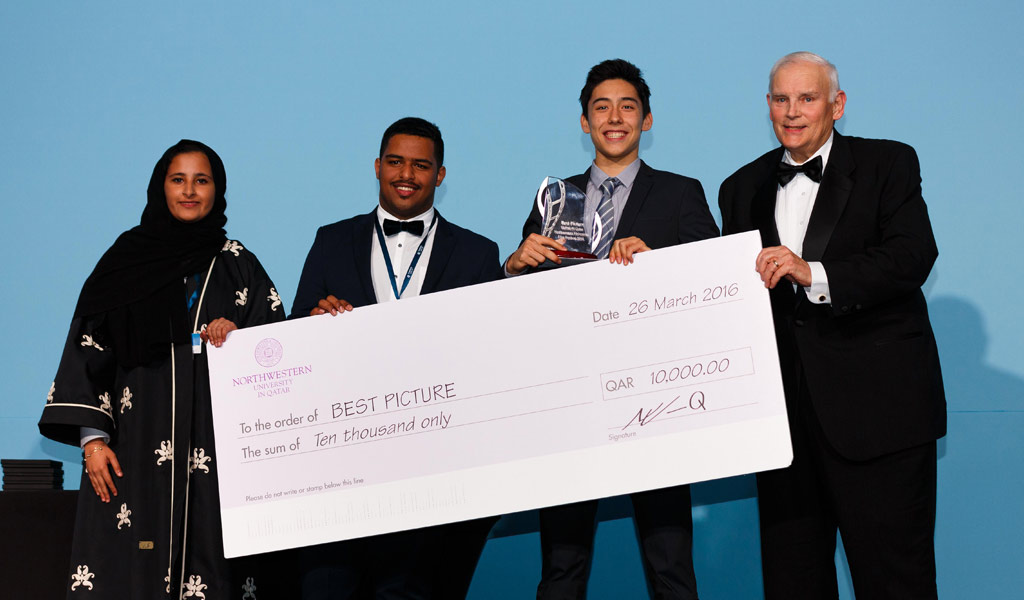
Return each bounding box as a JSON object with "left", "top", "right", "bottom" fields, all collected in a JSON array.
[{"left": 1, "top": 459, "right": 64, "bottom": 491}]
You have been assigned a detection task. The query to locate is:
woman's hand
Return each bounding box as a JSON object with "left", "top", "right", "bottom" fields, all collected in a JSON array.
[
  {"left": 84, "top": 440, "right": 122, "bottom": 503},
  {"left": 200, "top": 318, "right": 238, "bottom": 347}
]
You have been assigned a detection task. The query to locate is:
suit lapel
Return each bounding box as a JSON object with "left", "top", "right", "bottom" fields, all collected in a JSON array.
[
  {"left": 802, "top": 132, "right": 854, "bottom": 261},
  {"left": 566, "top": 172, "right": 589, "bottom": 191},
  {"left": 754, "top": 158, "right": 798, "bottom": 309},
  {"left": 421, "top": 213, "right": 455, "bottom": 294},
  {"left": 355, "top": 210, "right": 378, "bottom": 304},
  {"left": 754, "top": 150, "right": 784, "bottom": 247},
  {"left": 615, "top": 161, "right": 653, "bottom": 238}
]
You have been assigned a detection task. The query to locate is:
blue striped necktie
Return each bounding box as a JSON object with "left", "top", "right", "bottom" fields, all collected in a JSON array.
[{"left": 593, "top": 177, "right": 620, "bottom": 258}]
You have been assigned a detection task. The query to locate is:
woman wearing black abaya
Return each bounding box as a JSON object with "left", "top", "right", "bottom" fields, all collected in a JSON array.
[{"left": 40, "top": 140, "right": 285, "bottom": 598}]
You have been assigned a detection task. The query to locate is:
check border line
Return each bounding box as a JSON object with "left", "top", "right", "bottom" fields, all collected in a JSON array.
[{"left": 600, "top": 346, "right": 753, "bottom": 375}]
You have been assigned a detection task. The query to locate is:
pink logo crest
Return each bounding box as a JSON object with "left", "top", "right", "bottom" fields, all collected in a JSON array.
[{"left": 254, "top": 338, "right": 283, "bottom": 367}]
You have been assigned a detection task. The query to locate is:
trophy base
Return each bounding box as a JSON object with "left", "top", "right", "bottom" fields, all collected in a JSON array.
[
  {"left": 536, "top": 250, "right": 599, "bottom": 270},
  {"left": 553, "top": 249, "right": 597, "bottom": 259}
]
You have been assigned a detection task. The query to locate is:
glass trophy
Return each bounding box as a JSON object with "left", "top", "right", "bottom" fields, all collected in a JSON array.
[{"left": 535, "top": 176, "right": 600, "bottom": 268}]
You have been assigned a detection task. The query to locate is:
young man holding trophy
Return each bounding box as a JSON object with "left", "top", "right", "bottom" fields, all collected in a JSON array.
[{"left": 504, "top": 59, "right": 719, "bottom": 599}]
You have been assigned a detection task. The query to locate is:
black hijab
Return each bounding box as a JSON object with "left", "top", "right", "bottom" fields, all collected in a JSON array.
[{"left": 74, "top": 140, "right": 228, "bottom": 367}]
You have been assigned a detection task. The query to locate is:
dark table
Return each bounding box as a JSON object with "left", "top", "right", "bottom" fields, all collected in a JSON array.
[{"left": 0, "top": 490, "right": 77, "bottom": 599}]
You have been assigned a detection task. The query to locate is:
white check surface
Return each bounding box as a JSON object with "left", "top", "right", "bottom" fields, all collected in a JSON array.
[{"left": 207, "top": 231, "right": 791, "bottom": 557}]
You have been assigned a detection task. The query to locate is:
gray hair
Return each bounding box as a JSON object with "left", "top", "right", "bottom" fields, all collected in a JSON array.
[{"left": 769, "top": 51, "right": 841, "bottom": 102}]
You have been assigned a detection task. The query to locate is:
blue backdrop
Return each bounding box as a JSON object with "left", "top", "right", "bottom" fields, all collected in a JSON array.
[{"left": 2, "top": 2, "right": 1021, "bottom": 597}]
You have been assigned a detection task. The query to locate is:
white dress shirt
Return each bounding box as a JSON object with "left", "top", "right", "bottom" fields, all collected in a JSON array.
[
  {"left": 371, "top": 205, "right": 437, "bottom": 302},
  {"left": 776, "top": 133, "right": 833, "bottom": 304}
]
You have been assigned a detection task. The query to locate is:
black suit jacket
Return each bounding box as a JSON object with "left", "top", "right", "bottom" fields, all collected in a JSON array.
[
  {"left": 290, "top": 209, "right": 501, "bottom": 317},
  {"left": 719, "top": 132, "right": 946, "bottom": 461},
  {"left": 521, "top": 160, "right": 720, "bottom": 250}
]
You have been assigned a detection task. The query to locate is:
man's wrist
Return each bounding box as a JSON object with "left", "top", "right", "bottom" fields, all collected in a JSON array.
[{"left": 504, "top": 255, "right": 524, "bottom": 277}]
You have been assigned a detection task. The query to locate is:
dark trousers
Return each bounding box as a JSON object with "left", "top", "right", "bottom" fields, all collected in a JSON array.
[
  {"left": 537, "top": 486, "right": 697, "bottom": 600},
  {"left": 299, "top": 516, "right": 495, "bottom": 600},
  {"left": 757, "top": 382, "right": 938, "bottom": 600}
]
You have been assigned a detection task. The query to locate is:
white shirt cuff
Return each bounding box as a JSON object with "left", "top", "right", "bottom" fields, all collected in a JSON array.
[
  {"left": 503, "top": 258, "right": 523, "bottom": 278},
  {"left": 80, "top": 427, "right": 109, "bottom": 448},
  {"left": 804, "top": 262, "right": 830, "bottom": 304}
]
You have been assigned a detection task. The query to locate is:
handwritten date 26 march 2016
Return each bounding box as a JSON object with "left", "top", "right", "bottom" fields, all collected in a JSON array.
[{"left": 592, "top": 283, "right": 740, "bottom": 325}]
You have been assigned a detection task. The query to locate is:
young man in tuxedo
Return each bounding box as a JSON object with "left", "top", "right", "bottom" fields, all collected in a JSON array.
[
  {"left": 505, "top": 59, "right": 719, "bottom": 600},
  {"left": 291, "top": 117, "right": 501, "bottom": 599},
  {"left": 718, "top": 52, "right": 945, "bottom": 599}
]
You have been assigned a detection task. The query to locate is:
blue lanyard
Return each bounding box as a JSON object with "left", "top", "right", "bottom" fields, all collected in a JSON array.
[
  {"left": 373, "top": 214, "right": 438, "bottom": 300},
  {"left": 185, "top": 274, "right": 201, "bottom": 311}
]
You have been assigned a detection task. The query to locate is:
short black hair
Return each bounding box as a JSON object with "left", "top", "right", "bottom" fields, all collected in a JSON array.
[
  {"left": 579, "top": 59, "right": 652, "bottom": 117},
  {"left": 379, "top": 117, "right": 444, "bottom": 166}
]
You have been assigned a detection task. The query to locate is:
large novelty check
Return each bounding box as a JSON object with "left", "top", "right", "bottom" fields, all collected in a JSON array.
[{"left": 208, "top": 231, "right": 791, "bottom": 558}]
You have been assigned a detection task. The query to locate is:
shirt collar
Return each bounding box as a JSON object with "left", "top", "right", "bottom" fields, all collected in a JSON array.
[
  {"left": 783, "top": 131, "right": 834, "bottom": 172},
  {"left": 589, "top": 158, "right": 641, "bottom": 190}
]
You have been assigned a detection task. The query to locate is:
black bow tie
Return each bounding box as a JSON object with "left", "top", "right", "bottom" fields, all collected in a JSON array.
[
  {"left": 776, "top": 155, "right": 823, "bottom": 186},
  {"left": 382, "top": 219, "right": 424, "bottom": 236}
]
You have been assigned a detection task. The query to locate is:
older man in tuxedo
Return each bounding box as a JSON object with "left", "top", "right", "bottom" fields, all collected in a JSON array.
[{"left": 719, "top": 52, "right": 946, "bottom": 599}]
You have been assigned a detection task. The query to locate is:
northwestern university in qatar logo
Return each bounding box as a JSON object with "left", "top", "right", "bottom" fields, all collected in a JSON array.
[{"left": 254, "top": 338, "right": 284, "bottom": 367}]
